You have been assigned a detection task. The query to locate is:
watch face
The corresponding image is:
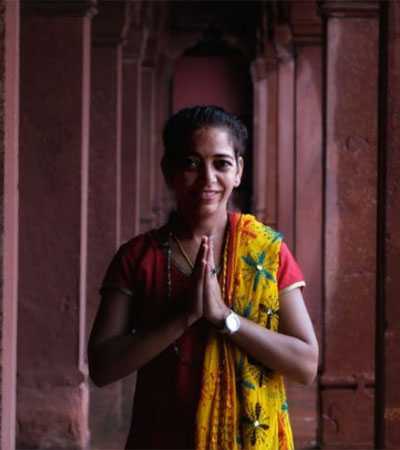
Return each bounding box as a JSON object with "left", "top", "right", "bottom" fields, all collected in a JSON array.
[{"left": 226, "top": 312, "right": 240, "bottom": 333}]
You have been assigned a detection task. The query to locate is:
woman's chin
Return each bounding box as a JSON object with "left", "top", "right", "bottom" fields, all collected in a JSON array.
[{"left": 178, "top": 201, "right": 227, "bottom": 218}]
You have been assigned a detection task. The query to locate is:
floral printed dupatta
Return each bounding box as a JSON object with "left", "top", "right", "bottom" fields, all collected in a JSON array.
[{"left": 195, "top": 213, "right": 294, "bottom": 450}]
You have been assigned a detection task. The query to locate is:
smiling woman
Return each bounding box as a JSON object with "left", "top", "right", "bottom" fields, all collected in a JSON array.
[
  {"left": 88, "top": 106, "right": 318, "bottom": 450},
  {"left": 164, "top": 126, "right": 243, "bottom": 222}
]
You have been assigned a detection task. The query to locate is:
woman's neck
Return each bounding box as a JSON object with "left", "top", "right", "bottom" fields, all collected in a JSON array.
[{"left": 172, "top": 209, "right": 229, "bottom": 241}]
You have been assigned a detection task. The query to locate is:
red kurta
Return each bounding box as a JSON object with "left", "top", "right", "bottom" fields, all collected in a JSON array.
[{"left": 100, "top": 219, "right": 305, "bottom": 449}]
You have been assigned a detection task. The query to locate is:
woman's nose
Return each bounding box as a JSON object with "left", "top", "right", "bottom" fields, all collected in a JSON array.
[{"left": 201, "top": 164, "right": 216, "bottom": 183}]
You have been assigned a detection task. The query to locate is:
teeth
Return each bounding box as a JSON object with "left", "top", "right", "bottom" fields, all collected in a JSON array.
[{"left": 199, "top": 192, "right": 217, "bottom": 198}]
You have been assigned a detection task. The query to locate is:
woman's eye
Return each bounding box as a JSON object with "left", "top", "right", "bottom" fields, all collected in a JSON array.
[
  {"left": 216, "top": 160, "right": 232, "bottom": 168},
  {"left": 181, "top": 158, "right": 199, "bottom": 169}
]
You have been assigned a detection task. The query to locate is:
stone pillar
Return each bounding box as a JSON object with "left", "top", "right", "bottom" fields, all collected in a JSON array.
[
  {"left": 87, "top": 2, "right": 130, "bottom": 448},
  {"left": 120, "top": 19, "right": 148, "bottom": 243},
  {"left": 252, "top": 37, "right": 278, "bottom": 227},
  {"left": 140, "top": 37, "right": 160, "bottom": 232},
  {"left": 274, "top": 6, "right": 323, "bottom": 445},
  {"left": 293, "top": 22, "right": 323, "bottom": 352},
  {"left": 139, "top": 37, "right": 158, "bottom": 233},
  {"left": 1, "top": 1, "right": 20, "bottom": 448},
  {"left": 251, "top": 58, "right": 268, "bottom": 222},
  {"left": 275, "top": 25, "right": 295, "bottom": 251},
  {"left": 265, "top": 46, "right": 278, "bottom": 229},
  {"left": 153, "top": 56, "right": 170, "bottom": 227},
  {"left": 290, "top": 6, "right": 323, "bottom": 447},
  {"left": 320, "top": 2, "right": 379, "bottom": 448},
  {"left": 382, "top": 0, "right": 400, "bottom": 447},
  {"left": 18, "top": 1, "right": 95, "bottom": 447}
]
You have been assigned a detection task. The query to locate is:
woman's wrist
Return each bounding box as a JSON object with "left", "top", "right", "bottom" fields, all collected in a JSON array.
[
  {"left": 208, "top": 304, "right": 231, "bottom": 328},
  {"left": 186, "top": 310, "right": 201, "bottom": 328}
]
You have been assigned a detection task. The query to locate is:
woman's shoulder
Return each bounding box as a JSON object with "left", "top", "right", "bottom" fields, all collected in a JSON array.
[
  {"left": 100, "top": 228, "right": 166, "bottom": 296},
  {"left": 119, "top": 229, "right": 157, "bottom": 252},
  {"left": 122, "top": 224, "right": 170, "bottom": 249},
  {"left": 117, "top": 225, "right": 170, "bottom": 261}
]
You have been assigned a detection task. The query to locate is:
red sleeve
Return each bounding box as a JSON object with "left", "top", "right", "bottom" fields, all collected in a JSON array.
[
  {"left": 277, "top": 242, "right": 306, "bottom": 295},
  {"left": 100, "top": 231, "right": 155, "bottom": 296},
  {"left": 100, "top": 242, "right": 136, "bottom": 296}
]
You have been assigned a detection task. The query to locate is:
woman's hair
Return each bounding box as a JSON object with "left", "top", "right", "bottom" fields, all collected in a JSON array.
[{"left": 162, "top": 105, "right": 248, "bottom": 165}]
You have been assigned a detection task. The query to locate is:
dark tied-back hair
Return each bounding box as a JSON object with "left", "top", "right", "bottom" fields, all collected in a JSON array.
[{"left": 162, "top": 105, "right": 248, "bottom": 165}]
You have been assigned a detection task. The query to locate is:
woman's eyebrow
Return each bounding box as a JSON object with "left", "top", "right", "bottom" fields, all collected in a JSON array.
[
  {"left": 182, "top": 151, "right": 234, "bottom": 160},
  {"left": 214, "top": 153, "right": 234, "bottom": 159}
]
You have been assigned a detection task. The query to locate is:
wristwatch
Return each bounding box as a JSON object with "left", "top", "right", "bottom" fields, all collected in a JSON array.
[{"left": 222, "top": 310, "right": 241, "bottom": 335}]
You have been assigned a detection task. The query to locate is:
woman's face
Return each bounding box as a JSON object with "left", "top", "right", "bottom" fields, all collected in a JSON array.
[{"left": 168, "top": 126, "right": 243, "bottom": 218}]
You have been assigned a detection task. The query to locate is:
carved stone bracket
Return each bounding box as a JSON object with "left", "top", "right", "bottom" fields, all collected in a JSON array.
[
  {"left": 92, "top": 1, "right": 131, "bottom": 48},
  {"left": 318, "top": 1, "right": 380, "bottom": 18},
  {"left": 123, "top": 25, "right": 149, "bottom": 62},
  {"left": 251, "top": 57, "right": 268, "bottom": 82},
  {"left": 288, "top": 0, "right": 322, "bottom": 45},
  {"left": 21, "top": 0, "right": 97, "bottom": 18},
  {"left": 142, "top": 36, "right": 160, "bottom": 69},
  {"left": 274, "top": 24, "right": 294, "bottom": 62},
  {"left": 123, "top": 1, "right": 167, "bottom": 64}
]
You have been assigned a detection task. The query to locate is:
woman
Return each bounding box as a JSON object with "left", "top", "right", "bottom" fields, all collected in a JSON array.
[{"left": 88, "top": 106, "right": 318, "bottom": 450}]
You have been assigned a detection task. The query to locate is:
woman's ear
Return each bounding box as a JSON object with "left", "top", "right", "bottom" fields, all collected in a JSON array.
[{"left": 234, "top": 156, "right": 244, "bottom": 187}]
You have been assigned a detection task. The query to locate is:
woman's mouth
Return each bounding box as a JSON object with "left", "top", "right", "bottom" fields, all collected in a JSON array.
[{"left": 195, "top": 190, "right": 220, "bottom": 201}]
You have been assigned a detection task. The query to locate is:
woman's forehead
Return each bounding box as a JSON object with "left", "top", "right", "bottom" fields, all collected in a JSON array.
[{"left": 187, "top": 127, "right": 235, "bottom": 150}]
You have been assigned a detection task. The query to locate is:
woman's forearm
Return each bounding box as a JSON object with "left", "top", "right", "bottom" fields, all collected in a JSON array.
[
  {"left": 230, "top": 316, "right": 319, "bottom": 385},
  {"left": 88, "top": 310, "right": 191, "bottom": 387}
]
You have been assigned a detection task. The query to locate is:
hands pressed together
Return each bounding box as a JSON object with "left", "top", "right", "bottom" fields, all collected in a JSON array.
[
  {"left": 187, "top": 236, "right": 231, "bottom": 328},
  {"left": 89, "top": 234, "right": 319, "bottom": 386}
]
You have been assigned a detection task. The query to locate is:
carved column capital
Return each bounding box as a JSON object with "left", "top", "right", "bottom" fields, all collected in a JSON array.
[
  {"left": 92, "top": 0, "right": 131, "bottom": 47},
  {"left": 274, "top": 24, "right": 294, "bottom": 61},
  {"left": 288, "top": 0, "right": 322, "bottom": 45},
  {"left": 251, "top": 57, "right": 268, "bottom": 82},
  {"left": 319, "top": 0, "right": 380, "bottom": 17},
  {"left": 318, "top": 1, "right": 380, "bottom": 18},
  {"left": 123, "top": 25, "right": 148, "bottom": 62},
  {"left": 142, "top": 36, "right": 160, "bottom": 69}
]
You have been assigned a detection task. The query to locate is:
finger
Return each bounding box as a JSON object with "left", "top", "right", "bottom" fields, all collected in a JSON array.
[
  {"left": 203, "top": 254, "right": 211, "bottom": 293},
  {"left": 208, "top": 236, "right": 216, "bottom": 267},
  {"left": 193, "top": 237, "right": 207, "bottom": 277},
  {"left": 205, "top": 237, "right": 217, "bottom": 279}
]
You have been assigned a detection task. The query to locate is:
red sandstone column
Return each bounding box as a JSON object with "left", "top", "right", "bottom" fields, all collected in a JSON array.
[
  {"left": 153, "top": 56, "right": 170, "bottom": 227},
  {"left": 252, "top": 41, "right": 278, "bottom": 227},
  {"left": 275, "top": 9, "right": 323, "bottom": 445},
  {"left": 18, "top": 2, "right": 95, "bottom": 447},
  {"left": 265, "top": 46, "right": 278, "bottom": 229},
  {"left": 275, "top": 26, "right": 295, "bottom": 251},
  {"left": 293, "top": 32, "right": 323, "bottom": 352},
  {"left": 120, "top": 24, "right": 147, "bottom": 242},
  {"left": 383, "top": 0, "right": 400, "bottom": 446},
  {"left": 139, "top": 38, "right": 157, "bottom": 232},
  {"left": 87, "top": 2, "right": 130, "bottom": 447},
  {"left": 320, "top": 2, "right": 379, "bottom": 448},
  {"left": 251, "top": 58, "right": 268, "bottom": 222},
  {"left": 1, "top": 1, "right": 20, "bottom": 448},
  {"left": 283, "top": 6, "right": 323, "bottom": 447}
]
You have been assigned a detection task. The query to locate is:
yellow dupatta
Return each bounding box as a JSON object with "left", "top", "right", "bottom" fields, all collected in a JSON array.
[{"left": 195, "top": 213, "right": 294, "bottom": 450}]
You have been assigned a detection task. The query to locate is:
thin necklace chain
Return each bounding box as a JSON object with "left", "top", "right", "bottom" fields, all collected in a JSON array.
[
  {"left": 173, "top": 235, "right": 194, "bottom": 269},
  {"left": 173, "top": 233, "right": 221, "bottom": 274}
]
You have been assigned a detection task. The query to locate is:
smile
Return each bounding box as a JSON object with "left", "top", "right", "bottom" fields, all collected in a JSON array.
[{"left": 195, "top": 190, "right": 220, "bottom": 200}]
